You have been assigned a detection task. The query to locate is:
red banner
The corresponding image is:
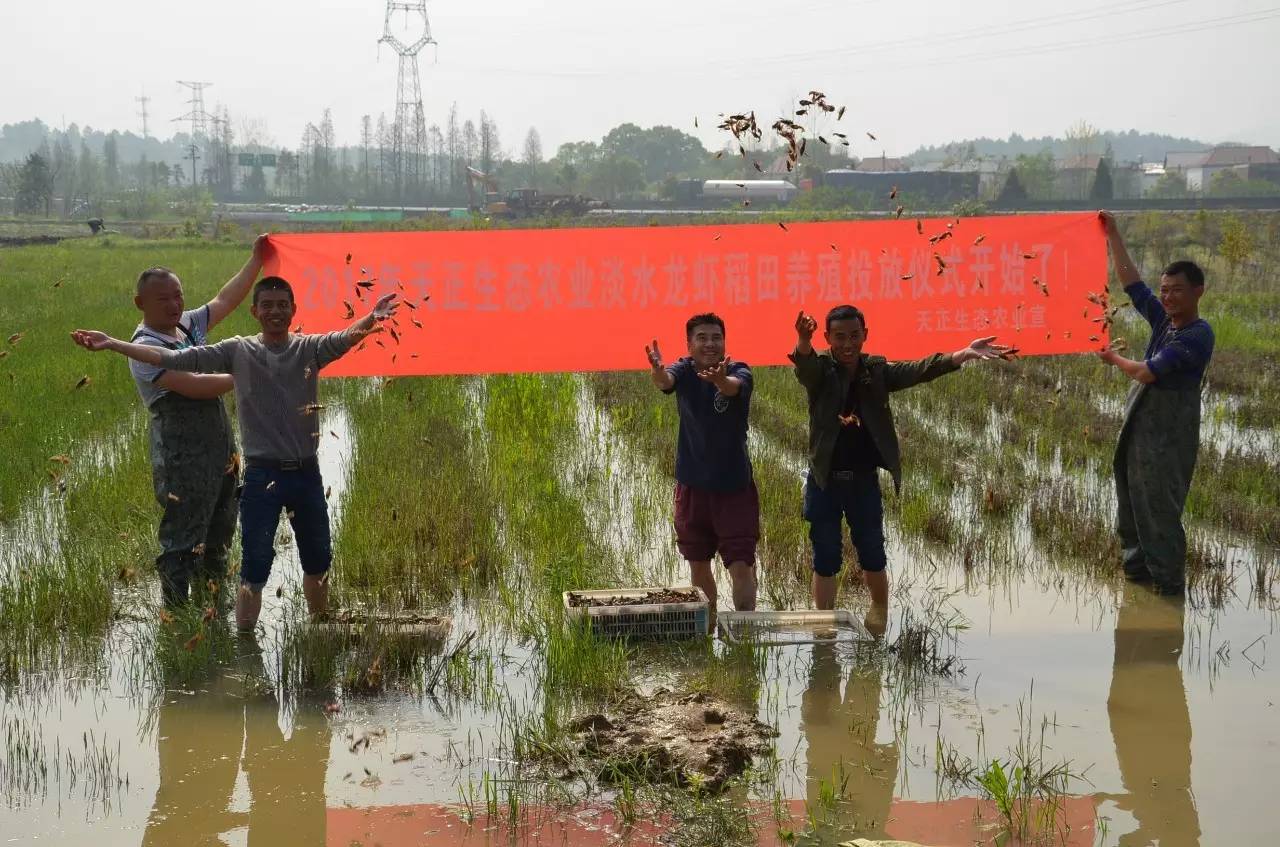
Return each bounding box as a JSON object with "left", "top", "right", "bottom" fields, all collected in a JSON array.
[{"left": 263, "top": 212, "right": 1107, "bottom": 376}]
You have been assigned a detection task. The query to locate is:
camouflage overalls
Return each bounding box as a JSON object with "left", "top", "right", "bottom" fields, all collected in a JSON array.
[
  {"left": 1114, "top": 383, "right": 1202, "bottom": 593},
  {"left": 1113, "top": 281, "right": 1214, "bottom": 594},
  {"left": 148, "top": 391, "right": 239, "bottom": 608}
]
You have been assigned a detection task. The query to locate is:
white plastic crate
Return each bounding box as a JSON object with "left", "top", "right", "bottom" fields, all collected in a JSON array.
[
  {"left": 716, "top": 610, "right": 870, "bottom": 645},
  {"left": 563, "top": 586, "right": 710, "bottom": 640}
]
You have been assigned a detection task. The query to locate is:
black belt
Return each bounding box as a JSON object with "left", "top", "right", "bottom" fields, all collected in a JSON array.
[
  {"left": 245, "top": 456, "right": 319, "bottom": 471},
  {"left": 831, "top": 468, "right": 876, "bottom": 481}
]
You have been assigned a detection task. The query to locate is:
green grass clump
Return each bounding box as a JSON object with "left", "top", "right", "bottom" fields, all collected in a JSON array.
[{"left": 0, "top": 238, "right": 260, "bottom": 520}]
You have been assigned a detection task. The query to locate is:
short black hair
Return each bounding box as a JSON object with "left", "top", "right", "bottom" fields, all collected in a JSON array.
[
  {"left": 1162, "top": 260, "right": 1205, "bottom": 288},
  {"left": 825, "top": 304, "right": 867, "bottom": 330},
  {"left": 136, "top": 266, "right": 177, "bottom": 295},
  {"left": 686, "top": 312, "right": 725, "bottom": 340},
  {"left": 253, "top": 276, "right": 294, "bottom": 305}
]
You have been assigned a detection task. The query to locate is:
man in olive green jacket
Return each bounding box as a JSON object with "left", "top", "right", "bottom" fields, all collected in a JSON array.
[{"left": 791, "top": 305, "right": 1009, "bottom": 633}]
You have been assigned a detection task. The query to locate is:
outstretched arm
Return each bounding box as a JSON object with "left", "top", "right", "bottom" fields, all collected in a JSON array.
[
  {"left": 314, "top": 293, "right": 399, "bottom": 368},
  {"left": 1101, "top": 211, "right": 1164, "bottom": 328},
  {"left": 950, "top": 335, "right": 1012, "bottom": 367},
  {"left": 206, "top": 234, "right": 270, "bottom": 329},
  {"left": 72, "top": 330, "right": 234, "bottom": 372},
  {"left": 71, "top": 331, "right": 167, "bottom": 365},
  {"left": 350, "top": 292, "right": 398, "bottom": 337},
  {"left": 1099, "top": 211, "right": 1140, "bottom": 286},
  {"left": 645, "top": 339, "right": 676, "bottom": 391},
  {"left": 884, "top": 336, "right": 1011, "bottom": 392}
]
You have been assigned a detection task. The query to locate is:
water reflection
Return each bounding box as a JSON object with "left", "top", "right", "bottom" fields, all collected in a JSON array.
[
  {"left": 1106, "top": 584, "right": 1201, "bottom": 846},
  {"left": 143, "top": 642, "right": 330, "bottom": 846},
  {"left": 800, "top": 643, "right": 896, "bottom": 838},
  {"left": 143, "top": 670, "right": 243, "bottom": 844}
]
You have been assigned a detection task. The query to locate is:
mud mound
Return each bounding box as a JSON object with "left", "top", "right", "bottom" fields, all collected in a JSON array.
[{"left": 567, "top": 689, "right": 777, "bottom": 791}]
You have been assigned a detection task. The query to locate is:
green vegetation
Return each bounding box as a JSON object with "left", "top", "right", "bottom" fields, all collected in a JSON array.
[{"left": 0, "top": 210, "right": 1277, "bottom": 845}]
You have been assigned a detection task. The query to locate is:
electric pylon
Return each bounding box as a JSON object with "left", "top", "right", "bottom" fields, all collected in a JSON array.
[{"left": 379, "top": 1, "right": 435, "bottom": 201}]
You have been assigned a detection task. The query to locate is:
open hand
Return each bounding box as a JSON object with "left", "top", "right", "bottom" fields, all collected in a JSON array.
[
  {"left": 644, "top": 338, "right": 664, "bottom": 372},
  {"left": 70, "top": 329, "right": 113, "bottom": 351},
  {"left": 962, "top": 336, "right": 1013, "bottom": 362},
  {"left": 697, "top": 356, "right": 732, "bottom": 384},
  {"left": 795, "top": 310, "right": 817, "bottom": 341},
  {"left": 371, "top": 292, "right": 398, "bottom": 321}
]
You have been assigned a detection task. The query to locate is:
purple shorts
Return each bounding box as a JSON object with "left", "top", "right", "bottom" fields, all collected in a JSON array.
[{"left": 673, "top": 481, "right": 760, "bottom": 566}]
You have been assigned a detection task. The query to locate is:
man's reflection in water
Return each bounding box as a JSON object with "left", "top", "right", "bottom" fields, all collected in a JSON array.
[
  {"left": 243, "top": 665, "right": 329, "bottom": 846},
  {"left": 144, "top": 640, "right": 331, "bottom": 846},
  {"left": 142, "top": 669, "right": 243, "bottom": 846},
  {"left": 800, "top": 642, "right": 897, "bottom": 839},
  {"left": 1107, "top": 583, "right": 1201, "bottom": 846}
]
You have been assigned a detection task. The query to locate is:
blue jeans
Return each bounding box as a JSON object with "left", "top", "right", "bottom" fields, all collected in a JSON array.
[
  {"left": 239, "top": 463, "right": 331, "bottom": 591},
  {"left": 802, "top": 469, "right": 887, "bottom": 577}
]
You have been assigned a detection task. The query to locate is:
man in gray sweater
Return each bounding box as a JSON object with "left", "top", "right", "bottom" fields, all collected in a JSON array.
[{"left": 73, "top": 276, "right": 398, "bottom": 629}]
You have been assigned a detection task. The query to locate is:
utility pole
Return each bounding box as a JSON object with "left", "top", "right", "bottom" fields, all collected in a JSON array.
[
  {"left": 186, "top": 143, "right": 201, "bottom": 190},
  {"left": 174, "top": 81, "right": 215, "bottom": 196},
  {"left": 379, "top": 1, "right": 435, "bottom": 205},
  {"left": 136, "top": 94, "right": 151, "bottom": 139}
]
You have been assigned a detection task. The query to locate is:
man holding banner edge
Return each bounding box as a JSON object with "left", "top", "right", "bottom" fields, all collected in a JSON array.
[
  {"left": 1096, "top": 210, "right": 1213, "bottom": 596},
  {"left": 73, "top": 279, "right": 399, "bottom": 631},
  {"left": 792, "top": 305, "right": 1011, "bottom": 635}
]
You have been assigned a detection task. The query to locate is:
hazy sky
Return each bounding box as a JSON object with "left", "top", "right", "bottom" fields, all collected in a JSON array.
[{"left": 4, "top": 0, "right": 1279, "bottom": 155}]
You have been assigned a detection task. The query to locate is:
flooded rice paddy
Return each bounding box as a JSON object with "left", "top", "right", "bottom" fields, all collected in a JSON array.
[{"left": 1, "top": 226, "right": 1278, "bottom": 846}]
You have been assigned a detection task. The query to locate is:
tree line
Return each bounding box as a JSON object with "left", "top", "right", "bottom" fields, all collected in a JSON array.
[{"left": 1, "top": 107, "right": 860, "bottom": 217}]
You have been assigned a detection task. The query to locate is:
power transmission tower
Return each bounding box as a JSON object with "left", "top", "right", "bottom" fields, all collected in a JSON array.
[
  {"left": 173, "top": 80, "right": 215, "bottom": 142},
  {"left": 136, "top": 94, "right": 151, "bottom": 139},
  {"left": 379, "top": 1, "right": 435, "bottom": 203}
]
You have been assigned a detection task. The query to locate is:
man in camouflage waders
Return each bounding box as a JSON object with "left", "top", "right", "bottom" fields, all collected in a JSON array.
[
  {"left": 75, "top": 278, "right": 398, "bottom": 630},
  {"left": 1097, "top": 211, "right": 1214, "bottom": 595},
  {"left": 127, "top": 236, "right": 268, "bottom": 609}
]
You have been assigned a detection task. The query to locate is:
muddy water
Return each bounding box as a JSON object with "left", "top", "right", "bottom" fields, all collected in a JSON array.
[
  {"left": 3, "top": 391, "right": 1280, "bottom": 846},
  {"left": 0, "top": 418, "right": 140, "bottom": 574}
]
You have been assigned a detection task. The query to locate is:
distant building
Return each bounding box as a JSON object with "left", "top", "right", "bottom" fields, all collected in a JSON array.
[
  {"left": 854, "top": 156, "right": 908, "bottom": 173},
  {"left": 1056, "top": 154, "right": 1104, "bottom": 171},
  {"left": 1054, "top": 154, "right": 1105, "bottom": 199},
  {"left": 1165, "top": 145, "right": 1278, "bottom": 191},
  {"left": 1186, "top": 146, "right": 1279, "bottom": 191},
  {"left": 915, "top": 159, "right": 1003, "bottom": 196},
  {"left": 823, "top": 169, "right": 978, "bottom": 204},
  {"left": 1163, "top": 151, "right": 1209, "bottom": 172},
  {"left": 1139, "top": 162, "right": 1167, "bottom": 196},
  {"left": 1247, "top": 162, "right": 1280, "bottom": 188}
]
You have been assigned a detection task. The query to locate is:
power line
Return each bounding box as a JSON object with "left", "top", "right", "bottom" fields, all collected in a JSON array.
[
  {"left": 441, "top": 2, "right": 1278, "bottom": 78},
  {"left": 723, "top": 0, "right": 1198, "bottom": 70},
  {"left": 833, "top": 6, "right": 1280, "bottom": 76}
]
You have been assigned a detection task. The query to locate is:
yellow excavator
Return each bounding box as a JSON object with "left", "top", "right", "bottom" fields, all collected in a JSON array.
[{"left": 465, "top": 166, "right": 607, "bottom": 218}]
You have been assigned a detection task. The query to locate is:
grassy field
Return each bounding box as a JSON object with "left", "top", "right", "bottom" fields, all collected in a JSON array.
[{"left": 1, "top": 211, "right": 1277, "bottom": 844}]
